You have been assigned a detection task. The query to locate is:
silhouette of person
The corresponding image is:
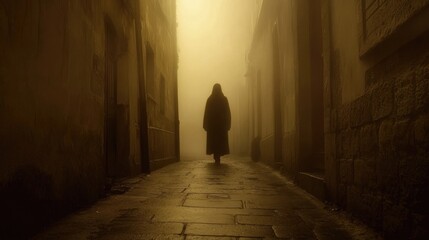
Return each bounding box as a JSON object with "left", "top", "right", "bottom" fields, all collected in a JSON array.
[{"left": 203, "top": 84, "right": 231, "bottom": 164}]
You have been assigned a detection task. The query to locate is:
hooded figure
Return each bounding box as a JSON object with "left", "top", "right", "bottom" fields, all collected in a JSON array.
[{"left": 203, "top": 84, "right": 231, "bottom": 164}]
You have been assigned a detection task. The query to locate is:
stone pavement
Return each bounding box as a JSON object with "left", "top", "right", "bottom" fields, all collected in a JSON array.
[{"left": 35, "top": 157, "right": 381, "bottom": 239}]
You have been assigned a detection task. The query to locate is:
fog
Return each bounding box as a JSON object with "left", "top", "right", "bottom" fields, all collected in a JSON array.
[{"left": 177, "top": 0, "right": 262, "bottom": 160}]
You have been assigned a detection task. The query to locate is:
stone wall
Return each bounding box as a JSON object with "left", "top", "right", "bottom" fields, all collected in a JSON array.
[
  {"left": 360, "top": 0, "right": 429, "bottom": 54},
  {"left": 324, "top": 0, "right": 429, "bottom": 238},
  {"left": 335, "top": 30, "right": 429, "bottom": 239}
]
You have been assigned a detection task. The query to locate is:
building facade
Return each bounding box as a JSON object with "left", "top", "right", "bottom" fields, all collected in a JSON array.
[
  {"left": 143, "top": 0, "right": 179, "bottom": 170},
  {"left": 0, "top": 0, "right": 178, "bottom": 237},
  {"left": 246, "top": 0, "right": 429, "bottom": 238}
]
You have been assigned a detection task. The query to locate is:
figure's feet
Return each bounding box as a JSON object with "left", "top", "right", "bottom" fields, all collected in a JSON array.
[{"left": 214, "top": 155, "right": 220, "bottom": 165}]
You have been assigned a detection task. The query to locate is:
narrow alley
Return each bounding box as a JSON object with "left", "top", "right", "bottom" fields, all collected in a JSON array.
[
  {"left": 35, "top": 158, "right": 378, "bottom": 240},
  {"left": 1, "top": 0, "right": 429, "bottom": 239}
]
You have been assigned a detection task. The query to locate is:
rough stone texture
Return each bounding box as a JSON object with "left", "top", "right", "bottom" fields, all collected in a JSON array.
[
  {"left": 393, "top": 119, "right": 415, "bottom": 155},
  {"left": 337, "top": 129, "right": 359, "bottom": 159},
  {"left": 348, "top": 187, "right": 383, "bottom": 229},
  {"left": 371, "top": 83, "right": 393, "bottom": 120},
  {"left": 35, "top": 158, "right": 381, "bottom": 239},
  {"left": 415, "top": 67, "right": 429, "bottom": 112},
  {"left": 399, "top": 156, "right": 429, "bottom": 213},
  {"left": 334, "top": 28, "right": 429, "bottom": 239},
  {"left": 324, "top": 132, "right": 338, "bottom": 203},
  {"left": 359, "top": 0, "right": 429, "bottom": 54},
  {"left": 395, "top": 73, "right": 415, "bottom": 117},
  {"left": 359, "top": 124, "right": 379, "bottom": 157},
  {"left": 338, "top": 104, "right": 351, "bottom": 131},
  {"left": 337, "top": 130, "right": 351, "bottom": 159},
  {"left": 350, "top": 93, "right": 372, "bottom": 128},
  {"left": 378, "top": 120, "right": 395, "bottom": 144},
  {"left": 353, "top": 158, "right": 376, "bottom": 189},
  {"left": 377, "top": 120, "right": 399, "bottom": 200}
]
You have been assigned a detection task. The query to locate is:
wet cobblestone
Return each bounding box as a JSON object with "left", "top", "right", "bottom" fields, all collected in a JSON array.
[{"left": 35, "top": 157, "right": 381, "bottom": 239}]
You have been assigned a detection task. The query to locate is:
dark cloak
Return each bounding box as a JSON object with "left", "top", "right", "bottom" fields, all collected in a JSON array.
[{"left": 203, "top": 84, "right": 231, "bottom": 156}]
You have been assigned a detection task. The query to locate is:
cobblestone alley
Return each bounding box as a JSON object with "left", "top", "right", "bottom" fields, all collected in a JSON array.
[
  {"left": 2, "top": 1, "right": 429, "bottom": 239},
  {"left": 35, "top": 158, "right": 380, "bottom": 240}
]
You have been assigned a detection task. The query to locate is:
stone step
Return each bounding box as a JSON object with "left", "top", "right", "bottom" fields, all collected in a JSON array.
[{"left": 297, "top": 171, "right": 326, "bottom": 201}]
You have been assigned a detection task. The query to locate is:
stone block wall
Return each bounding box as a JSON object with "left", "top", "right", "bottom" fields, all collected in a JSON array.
[
  {"left": 335, "top": 32, "right": 429, "bottom": 238},
  {"left": 360, "top": 0, "right": 429, "bottom": 54}
]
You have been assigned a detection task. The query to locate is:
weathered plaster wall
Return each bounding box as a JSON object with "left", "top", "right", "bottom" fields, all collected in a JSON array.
[
  {"left": 126, "top": 22, "right": 143, "bottom": 174},
  {"left": 248, "top": 0, "right": 325, "bottom": 175},
  {"left": 140, "top": 0, "right": 178, "bottom": 170},
  {"left": 247, "top": 0, "right": 305, "bottom": 172},
  {"left": 330, "top": 0, "right": 366, "bottom": 104},
  {"left": 249, "top": 14, "right": 276, "bottom": 165},
  {"left": 0, "top": 2, "right": 106, "bottom": 236},
  {"left": 277, "top": 1, "right": 299, "bottom": 174},
  {"left": 0, "top": 0, "right": 163, "bottom": 237}
]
